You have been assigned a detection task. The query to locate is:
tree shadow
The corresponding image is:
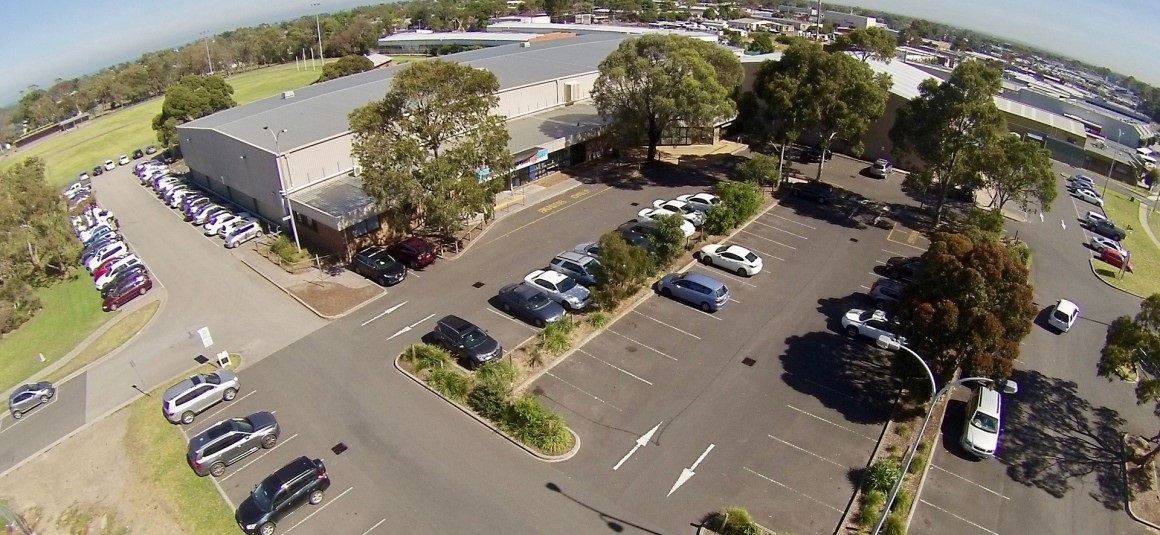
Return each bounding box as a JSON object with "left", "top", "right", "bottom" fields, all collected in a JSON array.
[
  {"left": 999, "top": 369, "right": 1128, "bottom": 510},
  {"left": 535, "top": 113, "right": 609, "bottom": 143}
]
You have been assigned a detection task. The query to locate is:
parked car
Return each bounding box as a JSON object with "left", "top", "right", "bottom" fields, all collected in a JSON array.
[
  {"left": 841, "top": 308, "right": 903, "bottom": 343},
  {"left": 224, "top": 221, "right": 264, "bottom": 248},
  {"left": 696, "top": 243, "right": 762, "bottom": 276},
  {"left": 118, "top": 155, "right": 130, "bottom": 166},
  {"left": 64, "top": 182, "right": 88, "bottom": 197},
  {"left": 616, "top": 225, "right": 655, "bottom": 252},
  {"left": 92, "top": 166, "right": 103, "bottom": 176},
  {"left": 676, "top": 192, "right": 721, "bottom": 213},
  {"left": 800, "top": 146, "right": 832, "bottom": 163},
  {"left": 635, "top": 208, "right": 695, "bottom": 237},
  {"left": 496, "top": 283, "right": 567, "bottom": 327},
  {"left": 1083, "top": 210, "right": 1107, "bottom": 227},
  {"left": 85, "top": 242, "right": 129, "bottom": 272},
  {"left": 102, "top": 272, "right": 153, "bottom": 311},
  {"left": 94, "top": 256, "right": 142, "bottom": 289},
  {"left": 1089, "top": 235, "right": 1126, "bottom": 255},
  {"left": 80, "top": 224, "right": 115, "bottom": 245},
  {"left": 789, "top": 180, "right": 835, "bottom": 204},
  {"left": 657, "top": 271, "right": 730, "bottom": 312},
  {"left": 389, "top": 237, "right": 437, "bottom": 269},
  {"left": 961, "top": 385, "right": 1003, "bottom": 458},
  {"left": 133, "top": 148, "right": 144, "bottom": 159},
  {"left": 1100, "top": 248, "right": 1134, "bottom": 273},
  {"left": 204, "top": 211, "right": 240, "bottom": 235},
  {"left": 145, "top": 145, "right": 158, "bottom": 155},
  {"left": 193, "top": 204, "right": 227, "bottom": 225},
  {"left": 572, "top": 242, "right": 602, "bottom": 260},
  {"left": 1091, "top": 219, "right": 1128, "bottom": 241},
  {"left": 548, "top": 251, "right": 601, "bottom": 287},
  {"left": 8, "top": 382, "right": 55, "bottom": 420},
  {"left": 652, "top": 199, "right": 706, "bottom": 226},
  {"left": 162, "top": 369, "right": 240, "bottom": 424},
  {"left": 524, "top": 269, "right": 590, "bottom": 310},
  {"left": 352, "top": 246, "right": 407, "bottom": 286},
  {"left": 868, "top": 278, "right": 906, "bottom": 311},
  {"left": 183, "top": 196, "right": 212, "bottom": 218},
  {"left": 235, "top": 457, "right": 331, "bottom": 535},
  {"left": 101, "top": 266, "right": 150, "bottom": 298},
  {"left": 187, "top": 412, "right": 280, "bottom": 477},
  {"left": 869, "top": 159, "right": 893, "bottom": 178},
  {"left": 219, "top": 215, "right": 258, "bottom": 238},
  {"left": 104, "top": 160, "right": 116, "bottom": 171},
  {"left": 1068, "top": 174, "right": 1096, "bottom": 189},
  {"left": 1071, "top": 187, "right": 1104, "bottom": 207},
  {"left": 431, "top": 315, "right": 503, "bottom": 368},
  {"left": 884, "top": 256, "right": 922, "bottom": 282}
]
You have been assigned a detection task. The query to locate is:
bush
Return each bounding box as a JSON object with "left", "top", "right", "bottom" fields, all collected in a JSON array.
[
  {"left": 714, "top": 506, "right": 761, "bottom": 535},
  {"left": 474, "top": 360, "right": 516, "bottom": 391},
  {"left": 467, "top": 381, "right": 509, "bottom": 421},
  {"left": 909, "top": 452, "right": 928, "bottom": 474},
  {"left": 649, "top": 214, "right": 688, "bottom": 267},
  {"left": 858, "top": 490, "right": 887, "bottom": 529},
  {"left": 539, "top": 319, "right": 573, "bottom": 355},
  {"left": 702, "top": 180, "right": 763, "bottom": 235},
  {"left": 0, "top": 280, "right": 43, "bottom": 335},
  {"left": 426, "top": 367, "right": 471, "bottom": 402},
  {"left": 588, "top": 311, "right": 610, "bottom": 328},
  {"left": 401, "top": 343, "right": 451, "bottom": 372},
  {"left": 501, "top": 395, "right": 572, "bottom": 454},
  {"left": 593, "top": 232, "right": 655, "bottom": 309},
  {"left": 864, "top": 458, "right": 903, "bottom": 493},
  {"left": 883, "top": 512, "right": 907, "bottom": 535},
  {"left": 268, "top": 234, "right": 309, "bottom": 263},
  {"left": 737, "top": 153, "right": 781, "bottom": 188},
  {"left": 893, "top": 488, "right": 913, "bottom": 514}
]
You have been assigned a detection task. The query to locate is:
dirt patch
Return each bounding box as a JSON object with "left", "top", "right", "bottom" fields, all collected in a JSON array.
[
  {"left": 0, "top": 409, "right": 184, "bottom": 535},
  {"left": 287, "top": 281, "right": 382, "bottom": 317},
  {"left": 1126, "top": 436, "right": 1160, "bottom": 531}
]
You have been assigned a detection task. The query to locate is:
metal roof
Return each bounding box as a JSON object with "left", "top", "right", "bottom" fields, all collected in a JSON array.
[
  {"left": 506, "top": 101, "right": 606, "bottom": 153},
  {"left": 378, "top": 32, "right": 535, "bottom": 44},
  {"left": 180, "top": 33, "right": 627, "bottom": 155},
  {"left": 289, "top": 173, "right": 376, "bottom": 219},
  {"left": 992, "top": 98, "right": 1088, "bottom": 138}
]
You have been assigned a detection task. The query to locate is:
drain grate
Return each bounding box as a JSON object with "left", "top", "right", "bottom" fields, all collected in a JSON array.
[
  {"left": 630, "top": 202, "right": 639, "bottom": 206},
  {"left": 741, "top": 357, "right": 756, "bottom": 366},
  {"left": 332, "top": 443, "right": 348, "bottom": 455},
  {"left": 472, "top": 282, "right": 485, "bottom": 288},
  {"left": 849, "top": 238, "right": 858, "bottom": 242}
]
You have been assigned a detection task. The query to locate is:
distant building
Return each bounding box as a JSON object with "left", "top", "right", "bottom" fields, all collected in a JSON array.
[
  {"left": 822, "top": 10, "right": 878, "bottom": 30},
  {"left": 727, "top": 18, "right": 773, "bottom": 32}
]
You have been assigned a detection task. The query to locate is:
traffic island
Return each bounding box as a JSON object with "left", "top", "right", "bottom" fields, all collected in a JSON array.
[{"left": 1124, "top": 434, "right": 1160, "bottom": 530}]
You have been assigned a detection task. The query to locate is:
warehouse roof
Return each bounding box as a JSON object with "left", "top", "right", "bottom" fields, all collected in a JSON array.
[{"left": 180, "top": 33, "right": 627, "bottom": 154}]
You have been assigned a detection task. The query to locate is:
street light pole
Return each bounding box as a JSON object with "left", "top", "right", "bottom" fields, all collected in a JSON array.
[
  {"left": 263, "top": 126, "right": 301, "bottom": 252},
  {"left": 201, "top": 31, "right": 214, "bottom": 75},
  {"left": 312, "top": 3, "right": 325, "bottom": 64},
  {"left": 1103, "top": 149, "right": 1119, "bottom": 197}
]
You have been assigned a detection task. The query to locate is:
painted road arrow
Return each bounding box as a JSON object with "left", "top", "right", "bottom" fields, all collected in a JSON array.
[
  {"left": 668, "top": 443, "right": 715, "bottom": 497},
  {"left": 387, "top": 312, "right": 436, "bottom": 341},
  {"left": 361, "top": 301, "right": 408, "bottom": 327},
  {"left": 613, "top": 422, "right": 662, "bottom": 471}
]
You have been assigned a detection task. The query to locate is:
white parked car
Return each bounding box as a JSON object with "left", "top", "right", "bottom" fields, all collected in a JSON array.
[
  {"left": 1072, "top": 188, "right": 1103, "bottom": 207},
  {"left": 1047, "top": 299, "right": 1079, "bottom": 333},
  {"left": 1068, "top": 174, "right": 1096, "bottom": 189},
  {"left": 697, "top": 243, "right": 763, "bottom": 276},
  {"left": 224, "top": 221, "right": 263, "bottom": 248},
  {"left": 1083, "top": 211, "right": 1107, "bottom": 227},
  {"left": 104, "top": 160, "right": 116, "bottom": 171},
  {"left": 841, "top": 308, "right": 903, "bottom": 343},
  {"left": 64, "top": 182, "right": 87, "bottom": 197},
  {"left": 204, "top": 212, "right": 239, "bottom": 235},
  {"left": 652, "top": 199, "right": 706, "bottom": 227},
  {"left": 961, "top": 385, "right": 1003, "bottom": 458},
  {"left": 1089, "top": 235, "right": 1126, "bottom": 255},
  {"left": 85, "top": 242, "right": 129, "bottom": 272},
  {"left": 118, "top": 155, "right": 130, "bottom": 166},
  {"left": 218, "top": 214, "right": 257, "bottom": 238},
  {"left": 192, "top": 204, "right": 227, "bottom": 225},
  {"left": 635, "top": 208, "right": 695, "bottom": 237},
  {"left": 676, "top": 192, "right": 720, "bottom": 212},
  {"left": 94, "top": 256, "right": 143, "bottom": 289},
  {"left": 524, "top": 269, "right": 590, "bottom": 310}
]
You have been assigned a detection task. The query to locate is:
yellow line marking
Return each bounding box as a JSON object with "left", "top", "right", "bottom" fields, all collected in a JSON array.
[
  {"left": 485, "top": 186, "right": 611, "bottom": 244},
  {"left": 495, "top": 194, "right": 525, "bottom": 211}
]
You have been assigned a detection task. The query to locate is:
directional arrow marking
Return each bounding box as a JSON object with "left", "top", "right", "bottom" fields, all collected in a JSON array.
[
  {"left": 613, "top": 422, "right": 662, "bottom": 471},
  {"left": 387, "top": 312, "right": 436, "bottom": 341},
  {"left": 668, "top": 443, "right": 715, "bottom": 497},
  {"left": 361, "top": 301, "right": 408, "bottom": 327},
  {"left": 1061, "top": 219, "right": 1066, "bottom": 230}
]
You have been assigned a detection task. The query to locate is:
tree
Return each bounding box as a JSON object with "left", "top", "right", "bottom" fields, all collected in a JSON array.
[
  {"left": 702, "top": 7, "right": 718, "bottom": 19},
  {"left": 592, "top": 34, "right": 742, "bottom": 161},
  {"left": 702, "top": 180, "right": 763, "bottom": 235},
  {"left": 895, "top": 232, "right": 1036, "bottom": 381},
  {"left": 592, "top": 232, "right": 655, "bottom": 309},
  {"left": 975, "top": 135, "right": 1057, "bottom": 213},
  {"left": 723, "top": 30, "right": 744, "bottom": 48},
  {"left": 151, "top": 75, "right": 236, "bottom": 146},
  {"left": 0, "top": 158, "right": 81, "bottom": 281},
  {"left": 649, "top": 214, "right": 687, "bottom": 266},
  {"left": 1098, "top": 295, "right": 1160, "bottom": 463},
  {"left": 832, "top": 27, "right": 897, "bottom": 63},
  {"left": 349, "top": 60, "right": 513, "bottom": 236},
  {"left": 890, "top": 60, "right": 1005, "bottom": 226},
  {"left": 317, "top": 55, "right": 374, "bottom": 83},
  {"left": 736, "top": 153, "right": 781, "bottom": 188},
  {"left": 748, "top": 32, "right": 775, "bottom": 54}
]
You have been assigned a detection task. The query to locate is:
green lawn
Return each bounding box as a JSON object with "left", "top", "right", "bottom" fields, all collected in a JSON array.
[
  {"left": 0, "top": 60, "right": 332, "bottom": 187},
  {"left": 1094, "top": 188, "right": 1160, "bottom": 297},
  {"left": 0, "top": 275, "right": 107, "bottom": 391}
]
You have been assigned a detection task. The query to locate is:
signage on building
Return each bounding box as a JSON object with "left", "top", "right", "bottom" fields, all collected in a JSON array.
[{"left": 514, "top": 148, "right": 550, "bottom": 170}]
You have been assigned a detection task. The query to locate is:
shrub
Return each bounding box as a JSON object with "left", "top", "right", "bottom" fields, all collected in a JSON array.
[
  {"left": 501, "top": 395, "right": 573, "bottom": 454},
  {"left": 909, "top": 452, "right": 928, "bottom": 474},
  {"left": 702, "top": 180, "right": 763, "bottom": 235},
  {"left": 858, "top": 490, "right": 887, "bottom": 529},
  {"left": 593, "top": 232, "right": 655, "bottom": 306},
  {"left": 715, "top": 506, "right": 761, "bottom": 535},
  {"left": 864, "top": 458, "right": 903, "bottom": 493},
  {"left": 539, "top": 320, "right": 573, "bottom": 355},
  {"left": 467, "top": 381, "right": 509, "bottom": 421},
  {"left": 883, "top": 512, "right": 907, "bottom": 535},
  {"left": 426, "top": 368, "right": 471, "bottom": 402},
  {"left": 649, "top": 214, "right": 688, "bottom": 267},
  {"left": 737, "top": 153, "right": 781, "bottom": 188},
  {"left": 0, "top": 280, "right": 43, "bottom": 335},
  {"left": 401, "top": 343, "right": 451, "bottom": 372},
  {"left": 268, "top": 234, "right": 309, "bottom": 263},
  {"left": 474, "top": 360, "right": 516, "bottom": 391},
  {"left": 893, "top": 488, "right": 913, "bottom": 514},
  {"left": 588, "top": 311, "right": 610, "bottom": 328}
]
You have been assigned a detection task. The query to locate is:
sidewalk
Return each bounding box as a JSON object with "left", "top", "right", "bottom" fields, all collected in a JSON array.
[
  {"left": 974, "top": 188, "right": 1029, "bottom": 222},
  {"left": 1139, "top": 194, "right": 1160, "bottom": 250}
]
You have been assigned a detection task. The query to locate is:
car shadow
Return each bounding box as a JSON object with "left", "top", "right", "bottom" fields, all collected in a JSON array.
[
  {"left": 1033, "top": 306, "right": 1062, "bottom": 334},
  {"left": 779, "top": 329, "right": 895, "bottom": 425},
  {"left": 938, "top": 398, "right": 984, "bottom": 461}
]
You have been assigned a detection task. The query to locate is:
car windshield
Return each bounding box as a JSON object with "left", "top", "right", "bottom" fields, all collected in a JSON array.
[
  {"left": 251, "top": 481, "right": 276, "bottom": 510},
  {"left": 556, "top": 277, "right": 577, "bottom": 292},
  {"left": 462, "top": 328, "right": 487, "bottom": 345},
  {"left": 204, "top": 374, "right": 221, "bottom": 385},
  {"left": 371, "top": 254, "right": 395, "bottom": 267},
  {"left": 1052, "top": 309, "right": 1071, "bottom": 322},
  {"left": 527, "top": 292, "right": 551, "bottom": 307},
  {"left": 970, "top": 412, "right": 999, "bottom": 434}
]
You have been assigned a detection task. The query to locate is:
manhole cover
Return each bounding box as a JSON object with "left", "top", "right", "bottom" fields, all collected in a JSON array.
[
  {"left": 472, "top": 282, "right": 485, "bottom": 288},
  {"left": 630, "top": 202, "right": 639, "bottom": 206},
  {"left": 742, "top": 357, "right": 756, "bottom": 366},
  {"left": 850, "top": 237, "right": 858, "bottom": 242},
  {"left": 331, "top": 443, "right": 348, "bottom": 455}
]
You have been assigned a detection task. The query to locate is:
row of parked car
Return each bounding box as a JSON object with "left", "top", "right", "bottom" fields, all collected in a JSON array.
[
  {"left": 135, "top": 162, "right": 265, "bottom": 248},
  {"left": 1069, "top": 173, "right": 1135, "bottom": 273},
  {"left": 70, "top": 201, "right": 155, "bottom": 312},
  {"left": 77, "top": 146, "right": 159, "bottom": 182},
  {"left": 160, "top": 369, "right": 330, "bottom": 535}
]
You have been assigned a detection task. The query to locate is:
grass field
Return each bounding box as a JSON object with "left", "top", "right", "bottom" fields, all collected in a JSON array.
[
  {"left": 0, "top": 60, "right": 332, "bottom": 187},
  {"left": 0, "top": 275, "right": 106, "bottom": 391},
  {"left": 46, "top": 300, "right": 159, "bottom": 384},
  {"left": 1093, "top": 188, "right": 1160, "bottom": 297}
]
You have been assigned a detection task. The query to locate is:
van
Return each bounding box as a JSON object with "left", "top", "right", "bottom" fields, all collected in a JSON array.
[{"left": 960, "top": 386, "right": 1002, "bottom": 458}]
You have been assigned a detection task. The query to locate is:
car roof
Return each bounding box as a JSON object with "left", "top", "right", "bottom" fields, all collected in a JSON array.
[
  {"left": 722, "top": 244, "right": 752, "bottom": 256},
  {"left": 555, "top": 251, "right": 594, "bottom": 264},
  {"left": 532, "top": 269, "right": 567, "bottom": 284},
  {"left": 681, "top": 271, "right": 725, "bottom": 288},
  {"left": 975, "top": 386, "right": 1002, "bottom": 415},
  {"left": 270, "top": 456, "right": 316, "bottom": 486},
  {"left": 1055, "top": 299, "right": 1079, "bottom": 315},
  {"left": 438, "top": 314, "right": 477, "bottom": 332}
]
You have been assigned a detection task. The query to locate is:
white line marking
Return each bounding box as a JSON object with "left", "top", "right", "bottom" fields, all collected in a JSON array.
[
  {"left": 881, "top": 249, "right": 908, "bottom": 257},
  {"left": 576, "top": 349, "right": 653, "bottom": 385},
  {"left": 743, "top": 467, "right": 842, "bottom": 514},
  {"left": 786, "top": 404, "right": 876, "bottom": 441},
  {"left": 361, "top": 301, "right": 407, "bottom": 327},
  {"left": 930, "top": 464, "right": 1011, "bottom": 500},
  {"left": 221, "top": 433, "right": 299, "bottom": 481},
  {"left": 874, "top": 260, "right": 886, "bottom": 265},
  {"left": 545, "top": 372, "right": 623, "bottom": 411},
  {"left": 633, "top": 311, "right": 702, "bottom": 338},
  {"left": 733, "top": 243, "right": 785, "bottom": 262},
  {"left": 859, "top": 285, "right": 871, "bottom": 291},
  {"left": 729, "top": 298, "right": 742, "bottom": 304},
  {"left": 699, "top": 268, "right": 757, "bottom": 287},
  {"left": 198, "top": 390, "right": 257, "bottom": 423},
  {"left": 283, "top": 486, "right": 354, "bottom": 534},
  {"left": 484, "top": 307, "right": 539, "bottom": 331},
  {"left": 919, "top": 499, "right": 1000, "bottom": 535},
  {"left": 749, "top": 219, "right": 809, "bottom": 239},
  {"left": 767, "top": 434, "right": 845, "bottom": 468},
  {"left": 361, "top": 519, "right": 388, "bottom": 535},
  {"left": 387, "top": 312, "right": 437, "bottom": 341},
  {"left": 606, "top": 330, "right": 679, "bottom": 361},
  {"left": 740, "top": 230, "right": 797, "bottom": 249},
  {"left": 768, "top": 214, "right": 817, "bottom": 229}
]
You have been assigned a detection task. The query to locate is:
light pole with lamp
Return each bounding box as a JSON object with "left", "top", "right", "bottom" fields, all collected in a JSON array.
[
  {"left": 200, "top": 31, "right": 214, "bottom": 75},
  {"left": 871, "top": 336, "right": 1018, "bottom": 535},
  {"left": 263, "top": 126, "right": 301, "bottom": 252},
  {"left": 312, "top": 3, "right": 325, "bottom": 63},
  {"left": 1102, "top": 129, "right": 1125, "bottom": 197}
]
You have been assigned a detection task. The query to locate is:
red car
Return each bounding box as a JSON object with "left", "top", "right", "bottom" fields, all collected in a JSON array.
[
  {"left": 1100, "top": 248, "right": 1134, "bottom": 273},
  {"left": 102, "top": 273, "right": 153, "bottom": 311},
  {"left": 389, "top": 237, "right": 437, "bottom": 269}
]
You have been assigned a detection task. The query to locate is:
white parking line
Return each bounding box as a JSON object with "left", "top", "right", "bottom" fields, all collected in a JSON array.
[
  {"left": 768, "top": 213, "right": 817, "bottom": 229},
  {"left": 733, "top": 243, "right": 785, "bottom": 262},
  {"left": 221, "top": 433, "right": 300, "bottom": 481},
  {"left": 606, "top": 330, "right": 679, "bottom": 361},
  {"left": 743, "top": 467, "right": 842, "bottom": 514},
  {"left": 484, "top": 307, "right": 539, "bottom": 331},
  {"left": 740, "top": 230, "right": 797, "bottom": 249},
  {"left": 930, "top": 464, "right": 1011, "bottom": 500},
  {"left": 881, "top": 249, "right": 908, "bottom": 257},
  {"left": 767, "top": 434, "right": 844, "bottom": 468},
  {"left": 576, "top": 349, "right": 653, "bottom": 385},
  {"left": 633, "top": 311, "right": 702, "bottom": 338},
  {"left": 283, "top": 486, "right": 354, "bottom": 534},
  {"left": 197, "top": 390, "right": 257, "bottom": 424},
  {"left": 786, "top": 404, "right": 876, "bottom": 442},
  {"left": 749, "top": 219, "right": 809, "bottom": 239},
  {"left": 859, "top": 285, "right": 871, "bottom": 291},
  {"left": 361, "top": 519, "right": 388, "bottom": 535},
  {"left": 874, "top": 260, "right": 886, "bottom": 265},
  {"left": 545, "top": 372, "right": 624, "bottom": 411},
  {"left": 919, "top": 499, "right": 1000, "bottom": 535},
  {"left": 729, "top": 298, "right": 742, "bottom": 304}
]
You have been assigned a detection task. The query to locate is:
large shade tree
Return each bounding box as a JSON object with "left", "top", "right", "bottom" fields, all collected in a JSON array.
[
  {"left": 1098, "top": 295, "right": 1160, "bottom": 463},
  {"left": 832, "top": 27, "right": 898, "bottom": 63},
  {"left": 976, "top": 135, "right": 1058, "bottom": 214},
  {"left": 890, "top": 60, "right": 1005, "bottom": 226},
  {"left": 151, "top": 74, "right": 236, "bottom": 147},
  {"left": 592, "top": 34, "right": 743, "bottom": 161},
  {"left": 349, "top": 60, "right": 512, "bottom": 236}
]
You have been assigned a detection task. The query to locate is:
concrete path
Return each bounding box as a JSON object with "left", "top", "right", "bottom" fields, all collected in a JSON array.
[{"left": 1138, "top": 195, "right": 1160, "bottom": 250}]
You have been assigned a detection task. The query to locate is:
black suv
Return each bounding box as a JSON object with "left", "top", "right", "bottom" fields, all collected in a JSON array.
[
  {"left": 352, "top": 246, "right": 407, "bottom": 286},
  {"left": 800, "top": 146, "right": 833, "bottom": 163},
  {"left": 1091, "top": 219, "right": 1128, "bottom": 241},
  {"left": 236, "top": 456, "right": 330, "bottom": 535},
  {"left": 885, "top": 256, "right": 922, "bottom": 282},
  {"left": 432, "top": 315, "right": 502, "bottom": 368},
  {"left": 790, "top": 180, "right": 835, "bottom": 204},
  {"left": 133, "top": 148, "right": 144, "bottom": 159}
]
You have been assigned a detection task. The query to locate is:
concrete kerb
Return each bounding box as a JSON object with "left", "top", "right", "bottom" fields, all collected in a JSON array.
[
  {"left": 237, "top": 257, "right": 387, "bottom": 320},
  {"left": 392, "top": 355, "right": 581, "bottom": 463},
  {"left": 904, "top": 396, "right": 953, "bottom": 530},
  {"left": 1122, "top": 433, "right": 1160, "bottom": 532},
  {"left": 835, "top": 390, "right": 902, "bottom": 533},
  {"left": 1088, "top": 258, "right": 1147, "bottom": 299}
]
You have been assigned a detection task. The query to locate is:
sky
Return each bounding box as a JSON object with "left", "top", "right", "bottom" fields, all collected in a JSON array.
[{"left": 1, "top": 0, "right": 1158, "bottom": 106}]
